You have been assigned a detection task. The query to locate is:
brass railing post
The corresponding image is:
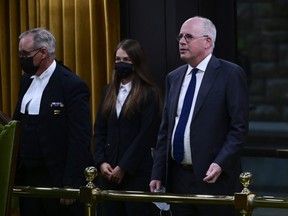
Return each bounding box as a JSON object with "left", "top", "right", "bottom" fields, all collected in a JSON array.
[
  {"left": 234, "top": 172, "right": 255, "bottom": 216},
  {"left": 80, "top": 166, "right": 98, "bottom": 216}
]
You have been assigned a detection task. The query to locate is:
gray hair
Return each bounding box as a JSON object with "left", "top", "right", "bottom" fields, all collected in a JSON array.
[
  {"left": 19, "top": 28, "right": 56, "bottom": 57},
  {"left": 194, "top": 16, "right": 217, "bottom": 49}
]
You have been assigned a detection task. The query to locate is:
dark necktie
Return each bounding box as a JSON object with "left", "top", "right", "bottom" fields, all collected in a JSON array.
[{"left": 173, "top": 68, "right": 198, "bottom": 164}]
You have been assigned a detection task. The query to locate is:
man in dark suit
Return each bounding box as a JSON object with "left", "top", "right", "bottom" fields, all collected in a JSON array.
[
  {"left": 150, "top": 16, "right": 249, "bottom": 216},
  {"left": 13, "top": 28, "right": 92, "bottom": 216}
]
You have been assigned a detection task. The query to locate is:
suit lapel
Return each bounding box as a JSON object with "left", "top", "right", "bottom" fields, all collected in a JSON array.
[
  {"left": 21, "top": 76, "right": 33, "bottom": 97},
  {"left": 39, "top": 64, "right": 62, "bottom": 115},
  {"left": 169, "top": 65, "right": 187, "bottom": 119},
  {"left": 192, "top": 56, "right": 220, "bottom": 120}
]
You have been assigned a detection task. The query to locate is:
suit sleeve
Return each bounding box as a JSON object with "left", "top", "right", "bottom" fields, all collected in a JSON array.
[
  {"left": 62, "top": 77, "right": 92, "bottom": 187},
  {"left": 93, "top": 87, "right": 109, "bottom": 169},
  {"left": 151, "top": 75, "right": 171, "bottom": 182},
  {"left": 214, "top": 65, "right": 249, "bottom": 173}
]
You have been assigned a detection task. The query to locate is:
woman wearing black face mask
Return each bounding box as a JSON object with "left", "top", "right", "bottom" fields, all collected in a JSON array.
[{"left": 93, "top": 39, "right": 163, "bottom": 216}]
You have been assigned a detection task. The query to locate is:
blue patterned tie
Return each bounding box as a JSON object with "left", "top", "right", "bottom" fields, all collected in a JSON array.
[{"left": 173, "top": 68, "right": 198, "bottom": 164}]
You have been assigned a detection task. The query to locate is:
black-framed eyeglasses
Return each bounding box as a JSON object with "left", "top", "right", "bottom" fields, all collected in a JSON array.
[
  {"left": 176, "top": 34, "right": 208, "bottom": 42},
  {"left": 19, "top": 47, "right": 43, "bottom": 57}
]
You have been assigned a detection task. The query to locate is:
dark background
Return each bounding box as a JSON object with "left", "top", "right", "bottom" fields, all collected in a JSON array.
[
  {"left": 119, "top": 0, "right": 237, "bottom": 91},
  {"left": 118, "top": 1, "right": 288, "bottom": 215}
]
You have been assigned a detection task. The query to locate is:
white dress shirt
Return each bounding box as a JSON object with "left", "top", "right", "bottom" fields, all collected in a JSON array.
[
  {"left": 20, "top": 60, "right": 56, "bottom": 115},
  {"left": 116, "top": 81, "right": 132, "bottom": 117},
  {"left": 171, "top": 54, "right": 212, "bottom": 164}
]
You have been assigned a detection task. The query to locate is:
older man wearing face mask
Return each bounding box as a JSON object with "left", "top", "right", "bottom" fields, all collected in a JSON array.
[{"left": 14, "top": 27, "right": 93, "bottom": 216}]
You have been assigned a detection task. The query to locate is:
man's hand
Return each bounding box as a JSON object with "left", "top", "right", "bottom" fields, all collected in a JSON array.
[
  {"left": 149, "top": 180, "right": 162, "bottom": 192},
  {"left": 203, "top": 163, "right": 222, "bottom": 183}
]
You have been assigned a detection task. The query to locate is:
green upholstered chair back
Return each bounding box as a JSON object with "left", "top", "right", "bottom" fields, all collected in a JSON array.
[{"left": 0, "top": 111, "right": 20, "bottom": 216}]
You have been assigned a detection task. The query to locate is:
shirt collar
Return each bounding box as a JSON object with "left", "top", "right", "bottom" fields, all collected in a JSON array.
[
  {"left": 120, "top": 81, "right": 132, "bottom": 92},
  {"left": 186, "top": 53, "right": 212, "bottom": 75},
  {"left": 31, "top": 60, "right": 56, "bottom": 80},
  {"left": 197, "top": 53, "right": 212, "bottom": 72}
]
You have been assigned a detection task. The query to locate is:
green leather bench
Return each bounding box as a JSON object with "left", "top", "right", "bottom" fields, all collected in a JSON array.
[{"left": 0, "top": 111, "right": 20, "bottom": 216}]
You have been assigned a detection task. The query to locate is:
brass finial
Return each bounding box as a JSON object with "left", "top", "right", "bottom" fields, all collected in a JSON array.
[
  {"left": 84, "top": 166, "right": 98, "bottom": 188},
  {"left": 239, "top": 172, "right": 253, "bottom": 194}
]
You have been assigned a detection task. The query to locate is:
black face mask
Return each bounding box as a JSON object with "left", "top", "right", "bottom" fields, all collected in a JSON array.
[
  {"left": 115, "top": 62, "right": 134, "bottom": 79},
  {"left": 19, "top": 49, "right": 42, "bottom": 75}
]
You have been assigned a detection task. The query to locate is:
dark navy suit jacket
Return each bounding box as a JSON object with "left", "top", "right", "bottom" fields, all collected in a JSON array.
[
  {"left": 13, "top": 62, "right": 92, "bottom": 187},
  {"left": 94, "top": 86, "right": 161, "bottom": 189},
  {"left": 152, "top": 55, "right": 249, "bottom": 195}
]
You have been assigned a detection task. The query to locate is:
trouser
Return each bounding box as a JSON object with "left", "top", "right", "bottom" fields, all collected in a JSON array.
[{"left": 169, "top": 161, "right": 240, "bottom": 216}]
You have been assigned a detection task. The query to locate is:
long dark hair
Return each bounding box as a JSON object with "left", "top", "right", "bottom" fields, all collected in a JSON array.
[{"left": 101, "top": 39, "right": 162, "bottom": 118}]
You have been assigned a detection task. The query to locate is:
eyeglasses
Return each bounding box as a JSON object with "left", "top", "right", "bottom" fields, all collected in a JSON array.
[
  {"left": 19, "top": 47, "right": 42, "bottom": 57},
  {"left": 176, "top": 34, "right": 208, "bottom": 42}
]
